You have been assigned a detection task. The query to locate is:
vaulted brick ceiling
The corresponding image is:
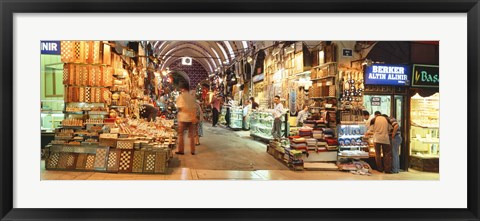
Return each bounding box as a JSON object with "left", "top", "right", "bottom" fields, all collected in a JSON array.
[{"left": 152, "top": 41, "right": 251, "bottom": 74}]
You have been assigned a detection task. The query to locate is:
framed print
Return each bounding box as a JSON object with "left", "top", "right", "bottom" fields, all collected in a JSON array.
[{"left": 1, "top": 0, "right": 480, "bottom": 221}]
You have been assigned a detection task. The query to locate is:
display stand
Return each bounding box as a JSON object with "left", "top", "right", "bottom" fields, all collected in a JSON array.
[{"left": 250, "top": 111, "right": 288, "bottom": 142}]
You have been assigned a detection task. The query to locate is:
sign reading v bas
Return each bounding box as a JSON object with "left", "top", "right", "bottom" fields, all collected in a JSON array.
[
  {"left": 364, "top": 64, "right": 411, "bottom": 86},
  {"left": 412, "top": 64, "right": 439, "bottom": 88},
  {"left": 41, "top": 41, "right": 61, "bottom": 55}
]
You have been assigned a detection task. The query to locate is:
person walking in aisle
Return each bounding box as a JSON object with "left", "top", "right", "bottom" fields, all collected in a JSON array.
[
  {"left": 296, "top": 105, "right": 310, "bottom": 127},
  {"left": 194, "top": 99, "right": 204, "bottom": 146},
  {"left": 175, "top": 83, "right": 197, "bottom": 155},
  {"left": 225, "top": 96, "right": 234, "bottom": 127},
  {"left": 386, "top": 114, "right": 402, "bottom": 173},
  {"left": 271, "top": 95, "right": 284, "bottom": 140},
  {"left": 367, "top": 111, "right": 393, "bottom": 173},
  {"left": 210, "top": 94, "right": 221, "bottom": 127},
  {"left": 242, "top": 99, "right": 252, "bottom": 130},
  {"left": 250, "top": 97, "right": 259, "bottom": 110}
]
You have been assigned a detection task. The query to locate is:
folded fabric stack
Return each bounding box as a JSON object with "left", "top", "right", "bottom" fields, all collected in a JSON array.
[
  {"left": 312, "top": 130, "right": 323, "bottom": 139},
  {"left": 288, "top": 135, "right": 301, "bottom": 141},
  {"left": 292, "top": 137, "right": 306, "bottom": 143},
  {"left": 303, "top": 123, "right": 315, "bottom": 128},
  {"left": 290, "top": 142, "right": 307, "bottom": 150},
  {"left": 323, "top": 128, "right": 335, "bottom": 138},
  {"left": 317, "top": 141, "right": 327, "bottom": 147},
  {"left": 303, "top": 120, "right": 317, "bottom": 125},
  {"left": 326, "top": 145, "right": 338, "bottom": 151},
  {"left": 299, "top": 127, "right": 313, "bottom": 137},
  {"left": 325, "top": 138, "right": 338, "bottom": 146},
  {"left": 316, "top": 146, "right": 328, "bottom": 152},
  {"left": 325, "top": 137, "right": 338, "bottom": 150},
  {"left": 306, "top": 138, "right": 317, "bottom": 146},
  {"left": 289, "top": 127, "right": 299, "bottom": 136},
  {"left": 288, "top": 149, "right": 303, "bottom": 160}
]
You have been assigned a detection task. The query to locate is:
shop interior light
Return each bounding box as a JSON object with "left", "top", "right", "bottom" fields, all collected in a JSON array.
[
  {"left": 247, "top": 56, "right": 253, "bottom": 63},
  {"left": 162, "top": 70, "right": 168, "bottom": 76}
]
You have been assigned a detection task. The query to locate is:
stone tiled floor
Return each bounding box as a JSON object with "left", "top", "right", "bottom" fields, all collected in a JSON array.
[{"left": 41, "top": 167, "right": 439, "bottom": 180}]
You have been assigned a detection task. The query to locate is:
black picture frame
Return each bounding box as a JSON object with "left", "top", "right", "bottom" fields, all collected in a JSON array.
[{"left": 1, "top": 0, "right": 479, "bottom": 220}]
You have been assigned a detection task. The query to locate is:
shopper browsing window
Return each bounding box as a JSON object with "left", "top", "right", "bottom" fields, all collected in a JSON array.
[
  {"left": 271, "top": 95, "right": 284, "bottom": 139},
  {"left": 296, "top": 105, "right": 310, "bottom": 127},
  {"left": 367, "top": 111, "right": 393, "bottom": 173},
  {"left": 175, "top": 83, "right": 197, "bottom": 155}
]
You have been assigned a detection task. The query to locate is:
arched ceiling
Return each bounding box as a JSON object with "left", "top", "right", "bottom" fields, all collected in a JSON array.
[{"left": 151, "top": 41, "right": 251, "bottom": 74}]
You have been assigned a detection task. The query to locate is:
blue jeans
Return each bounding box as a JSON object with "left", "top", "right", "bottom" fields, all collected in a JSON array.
[{"left": 391, "top": 134, "right": 402, "bottom": 173}]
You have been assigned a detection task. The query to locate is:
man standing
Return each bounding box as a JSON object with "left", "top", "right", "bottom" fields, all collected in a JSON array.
[
  {"left": 250, "top": 97, "right": 259, "bottom": 110},
  {"left": 368, "top": 111, "right": 393, "bottom": 173},
  {"left": 210, "top": 94, "right": 221, "bottom": 127},
  {"left": 242, "top": 100, "right": 251, "bottom": 130},
  {"left": 271, "top": 95, "right": 284, "bottom": 140},
  {"left": 225, "top": 96, "right": 234, "bottom": 127},
  {"left": 387, "top": 115, "right": 402, "bottom": 173},
  {"left": 175, "top": 83, "right": 197, "bottom": 155}
]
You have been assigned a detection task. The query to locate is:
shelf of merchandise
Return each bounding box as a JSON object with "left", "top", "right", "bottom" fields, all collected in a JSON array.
[
  {"left": 311, "top": 62, "right": 337, "bottom": 70},
  {"left": 310, "top": 76, "right": 336, "bottom": 81},
  {"left": 310, "top": 96, "right": 337, "bottom": 100},
  {"left": 336, "top": 123, "right": 371, "bottom": 168}
]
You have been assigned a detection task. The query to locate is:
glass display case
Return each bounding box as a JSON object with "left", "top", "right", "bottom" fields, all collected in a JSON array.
[
  {"left": 337, "top": 123, "right": 369, "bottom": 158},
  {"left": 218, "top": 106, "right": 227, "bottom": 126},
  {"left": 229, "top": 107, "right": 243, "bottom": 129},
  {"left": 409, "top": 93, "right": 439, "bottom": 158},
  {"left": 250, "top": 110, "right": 287, "bottom": 140},
  {"left": 41, "top": 100, "right": 65, "bottom": 132}
]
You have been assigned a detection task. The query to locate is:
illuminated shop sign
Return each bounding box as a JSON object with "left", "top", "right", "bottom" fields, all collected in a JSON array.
[
  {"left": 40, "top": 41, "right": 61, "bottom": 55},
  {"left": 364, "top": 64, "right": 411, "bottom": 86},
  {"left": 412, "top": 64, "right": 439, "bottom": 88}
]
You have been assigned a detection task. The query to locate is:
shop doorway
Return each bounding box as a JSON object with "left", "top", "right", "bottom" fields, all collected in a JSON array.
[{"left": 363, "top": 94, "right": 407, "bottom": 170}]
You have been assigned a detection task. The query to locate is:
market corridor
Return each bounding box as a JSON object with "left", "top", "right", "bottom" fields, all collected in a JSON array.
[{"left": 170, "top": 123, "right": 287, "bottom": 171}]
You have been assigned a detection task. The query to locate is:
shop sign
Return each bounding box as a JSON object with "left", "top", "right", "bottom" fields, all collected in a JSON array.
[
  {"left": 371, "top": 97, "right": 381, "bottom": 106},
  {"left": 364, "top": 64, "right": 411, "bottom": 86},
  {"left": 342, "top": 48, "right": 353, "bottom": 57},
  {"left": 40, "top": 41, "right": 61, "bottom": 55},
  {"left": 252, "top": 73, "right": 264, "bottom": 83},
  {"left": 412, "top": 64, "right": 439, "bottom": 87}
]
